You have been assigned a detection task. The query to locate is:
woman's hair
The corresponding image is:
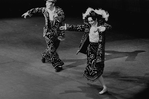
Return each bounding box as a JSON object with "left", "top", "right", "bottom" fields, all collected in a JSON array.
[{"left": 84, "top": 10, "right": 105, "bottom": 25}]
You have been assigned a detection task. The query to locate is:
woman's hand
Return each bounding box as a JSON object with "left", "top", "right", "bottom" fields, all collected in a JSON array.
[{"left": 98, "top": 26, "right": 106, "bottom": 32}]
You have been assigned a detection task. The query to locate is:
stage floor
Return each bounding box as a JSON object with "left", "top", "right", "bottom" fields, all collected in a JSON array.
[{"left": 0, "top": 17, "right": 149, "bottom": 99}]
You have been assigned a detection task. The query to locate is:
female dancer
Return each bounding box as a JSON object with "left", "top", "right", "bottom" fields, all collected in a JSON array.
[{"left": 60, "top": 7, "right": 111, "bottom": 94}]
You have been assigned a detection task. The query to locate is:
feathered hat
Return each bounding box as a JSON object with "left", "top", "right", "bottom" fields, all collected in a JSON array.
[
  {"left": 82, "top": 7, "right": 109, "bottom": 21},
  {"left": 45, "top": 0, "right": 57, "bottom": 2}
]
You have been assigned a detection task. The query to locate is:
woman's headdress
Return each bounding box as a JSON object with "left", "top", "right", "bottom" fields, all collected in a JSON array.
[
  {"left": 45, "top": 0, "right": 57, "bottom": 2},
  {"left": 82, "top": 7, "right": 109, "bottom": 21}
]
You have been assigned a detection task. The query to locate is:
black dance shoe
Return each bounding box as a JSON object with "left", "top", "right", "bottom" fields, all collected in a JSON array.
[
  {"left": 55, "top": 66, "right": 63, "bottom": 72},
  {"left": 41, "top": 57, "right": 46, "bottom": 63}
]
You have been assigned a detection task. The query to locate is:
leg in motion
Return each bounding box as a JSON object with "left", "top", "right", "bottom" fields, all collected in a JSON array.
[
  {"left": 42, "top": 38, "right": 64, "bottom": 72},
  {"left": 98, "top": 75, "right": 107, "bottom": 94}
]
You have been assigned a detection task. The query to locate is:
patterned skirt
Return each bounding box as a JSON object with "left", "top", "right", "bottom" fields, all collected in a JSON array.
[{"left": 84, "top": 42, "right": 105, "bottom": 81}]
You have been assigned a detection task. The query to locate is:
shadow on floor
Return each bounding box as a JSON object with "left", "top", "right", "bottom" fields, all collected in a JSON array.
[
  {"left": 105, "top": 50, "right": 145, "bottom": 61},
  {"left": 62, "top": 49, "right": 145, "bottom": 70}
]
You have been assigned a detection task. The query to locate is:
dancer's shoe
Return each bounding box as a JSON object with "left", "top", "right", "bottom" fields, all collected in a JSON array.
[
  {"left": 55, "top": 66, "right": 63, "bottom": 72},
  {"left": 99, "top": 87, "right": 107, "bottom": 95},
  {"left": 41, "top": 57, "right": 46, "bottom": 63}
]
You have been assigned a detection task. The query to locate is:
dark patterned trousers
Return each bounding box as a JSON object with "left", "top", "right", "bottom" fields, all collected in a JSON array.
[
  {"left": 42, "top": 37, "right": 64, "bottom": 68},
  {"left": 84, "top": 42, "right": 105, "bottom": 81}
]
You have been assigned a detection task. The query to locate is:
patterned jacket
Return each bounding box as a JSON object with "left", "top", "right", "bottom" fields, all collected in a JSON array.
[
  {"left": 26, "top": 6, "right": 65, "bottom": 40},
  {"left": 66, "top": 23, "right": 111, "bottom": 55}
]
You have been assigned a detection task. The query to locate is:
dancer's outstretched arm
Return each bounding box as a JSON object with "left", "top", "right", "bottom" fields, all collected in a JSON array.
[
  {"left": 60, "top": 23, "right": 88, "bottom": 32},
  {"left": 22, "top": 7, "right": 45, "bottom": 18}
]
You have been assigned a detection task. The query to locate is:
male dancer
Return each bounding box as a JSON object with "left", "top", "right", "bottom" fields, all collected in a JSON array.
[{"left": 22, "top": 0, "right": 65, "bottom": 72}]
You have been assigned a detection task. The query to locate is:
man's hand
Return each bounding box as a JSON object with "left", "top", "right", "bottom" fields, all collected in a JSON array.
[
  {"left": 58, "top": 36, "right": 65, "bottom": 41},
  {"left": 59, "top": 24, "right": 67, "bottom": 30},
  {"left": 21, "top": 12, "right": 29, "bottom": 18}
]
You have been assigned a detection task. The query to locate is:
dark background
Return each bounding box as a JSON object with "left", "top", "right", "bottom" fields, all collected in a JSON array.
[
  {"left": 1, "top": 0, "right": 149, "bottom": 17},
  {"left": 0, "top": 0, "right": 149, "bottom": 37}
]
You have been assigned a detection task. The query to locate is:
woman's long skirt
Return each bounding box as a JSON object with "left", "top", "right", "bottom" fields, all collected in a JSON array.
[{"left": 84, "top": 42, "right": 105, "bottom": 81}]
